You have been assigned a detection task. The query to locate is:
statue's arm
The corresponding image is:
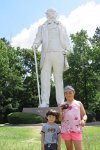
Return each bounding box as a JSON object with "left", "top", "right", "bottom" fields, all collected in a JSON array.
[
  {"left": 32, "top": 26, "right": 42, "bottom": 49},
  {"left": 63, "top": 27, "right": 71, "bottom": 55}
]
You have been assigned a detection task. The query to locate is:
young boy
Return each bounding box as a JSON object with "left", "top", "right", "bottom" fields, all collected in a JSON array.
[{"left": 41, "top": 109, "right": 61, "bottom": 150}]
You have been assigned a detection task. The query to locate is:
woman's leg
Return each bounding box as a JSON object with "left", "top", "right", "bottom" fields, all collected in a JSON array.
[
  {"left": 65, "top": 140, "right": 73, "bottom": 150},
  {"left": 73, "top": 140, "right": 82, "bottom": 150}
]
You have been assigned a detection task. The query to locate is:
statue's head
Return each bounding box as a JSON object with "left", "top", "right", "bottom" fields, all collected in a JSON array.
[{"left": 45, "top": 8, "right": 58, "bottom": 20}]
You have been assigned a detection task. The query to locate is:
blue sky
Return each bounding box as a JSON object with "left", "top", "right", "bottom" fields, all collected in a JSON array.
[{"left": 0, "top": 0, "right": 100, "bottom": 48}]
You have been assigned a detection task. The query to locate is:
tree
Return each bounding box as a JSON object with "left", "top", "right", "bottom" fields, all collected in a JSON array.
[
  {"left": 18, "top": 49, "right": 41, "bottom": 108},
  {"left": 88, "top": 27, "right": 100, "bottom": 120},
  {"left": 89, "top": 27, "right": 100, "bottom": 74},
  {"left": 64, "top": 30, "right": 98, "bottom": 109},
  {"left": 0, "top": 39, "right": 24, "bottom": 122}
]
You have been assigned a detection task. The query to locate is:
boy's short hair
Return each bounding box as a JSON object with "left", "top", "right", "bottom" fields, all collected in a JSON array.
[{"left": 46, "top": 109, "right": 58, "bottom": 119}]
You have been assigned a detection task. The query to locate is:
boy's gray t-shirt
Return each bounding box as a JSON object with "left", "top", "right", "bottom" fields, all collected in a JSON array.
[{"left": 41, "top": 123, "right": 61, "bottom": 144}]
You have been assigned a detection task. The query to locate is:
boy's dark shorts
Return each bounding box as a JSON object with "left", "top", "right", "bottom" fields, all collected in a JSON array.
[{"left": 44, "top": 143, "right": 57, "bottom": 150}]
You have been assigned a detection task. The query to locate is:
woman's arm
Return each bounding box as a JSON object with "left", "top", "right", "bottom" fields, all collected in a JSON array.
[
  {"left": 80, "top": 102, "right": 87, "bottom": 126},
  {"left": 59, "top": 106, "right": 64, "bottom": 121}
]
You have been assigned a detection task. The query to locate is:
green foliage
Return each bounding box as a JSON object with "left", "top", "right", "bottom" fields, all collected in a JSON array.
[
  {"left": 7, "top": 112, "right": 43, "bottom": 124},
  {"left": 88, "top": 91, "right": 100, "bottom": 121},
  {"left": 17, "top": 49, "right": 41, "bottom": 108},
  {"left": 0, "top": 39, "right": 25, "bottom": 122},
  {"left": 86, "top": 111, "right": 96, "bottom": 122},
  {"left": 0, "top": 39, "right": 41, "bottom": 122},
  {"left": 87, "top": 27, "right": 100, "bottom": 120},
  {"left": 64, "top": 29, "right": 99, "bottom": 112}
]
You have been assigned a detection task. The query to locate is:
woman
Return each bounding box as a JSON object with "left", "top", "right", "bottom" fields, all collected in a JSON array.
[{"left": 59, "top": 86, "right": 87, "bottom": 150}]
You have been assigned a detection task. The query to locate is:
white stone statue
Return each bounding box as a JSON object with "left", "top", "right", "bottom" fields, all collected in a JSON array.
[{"left": 32, "top": 8, "right": 70, "bottom": 107}]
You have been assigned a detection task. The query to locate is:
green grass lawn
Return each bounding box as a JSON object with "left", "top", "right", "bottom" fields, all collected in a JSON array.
[{"left": 0, "top": 125, "right": 100, "bottom": 150}]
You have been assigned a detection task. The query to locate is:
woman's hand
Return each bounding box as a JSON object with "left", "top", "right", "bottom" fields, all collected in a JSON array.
[
  {"left": 59, "top": 105, "right": 65, "bottom": 121},
  {"left": 57, "top": 145, "right": 61, "bottom": 150},
  {"left": 59, "top": 105, "right": 63, "bottom": 113},
  {"left": 80, "top": 119, "right": 86, "bottom": 127}
]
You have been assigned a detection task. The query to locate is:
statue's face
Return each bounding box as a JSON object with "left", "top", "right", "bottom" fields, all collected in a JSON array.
[{"left": 46, "top": 9, "right": 57, "bottom": 20}]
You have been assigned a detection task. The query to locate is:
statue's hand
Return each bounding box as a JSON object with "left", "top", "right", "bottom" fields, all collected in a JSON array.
[
  {"left": 32, "top": 44, "right": 38, "bottom": 50},
  {"left": 63, "top": 50, "right": 69, "bottom": 56}
]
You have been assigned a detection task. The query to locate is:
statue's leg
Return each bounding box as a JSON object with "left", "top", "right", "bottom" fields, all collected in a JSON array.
[
  {"left": 53, "top": 52, "right": 64, "bottom": 105},
  {"left": 40, "top": 54, "right": 52, "bottom": 107}
]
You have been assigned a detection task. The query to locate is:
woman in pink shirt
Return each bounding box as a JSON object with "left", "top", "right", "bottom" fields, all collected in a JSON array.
[{"left": 59, "top": 86, "right": 87, "bottom": 150}]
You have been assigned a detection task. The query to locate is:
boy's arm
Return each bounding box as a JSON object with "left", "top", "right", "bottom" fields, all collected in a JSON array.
[
  {"left": 41, "top": 132, "right": 45, "bottom": 150},
  {"left": 57, "top": 133, "right": 61, "bottom": 150},
  {"left": 80, "top": 102, "right": 87, "bottom": 126}
]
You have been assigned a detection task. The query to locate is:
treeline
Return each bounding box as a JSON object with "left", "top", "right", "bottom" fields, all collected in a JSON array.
[{"left": 0, "top": 27, "right": 100, "bottom": 123}]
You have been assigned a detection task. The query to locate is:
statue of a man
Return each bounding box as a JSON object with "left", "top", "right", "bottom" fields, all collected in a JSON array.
[{"left": 32, "top": 8, "right": 70, "bottom": 107}]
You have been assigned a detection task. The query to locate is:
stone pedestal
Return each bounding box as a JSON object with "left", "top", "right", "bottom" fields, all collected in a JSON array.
[{"left": 23, "top": 107, "right": 59, "bottom": 118}]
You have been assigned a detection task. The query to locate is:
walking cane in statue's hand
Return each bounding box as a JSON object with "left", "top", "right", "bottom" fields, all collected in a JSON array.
[{"left": 33, "top": 47, "right": 41, "bottom": 106}]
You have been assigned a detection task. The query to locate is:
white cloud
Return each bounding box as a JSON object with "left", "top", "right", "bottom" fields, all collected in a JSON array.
[
  {"left": 11, "top": 1, "right": 100, "bottom": 48},
  {"left": 11, "top": 18, "right": 46, "bottom": 49},
  {"left": 65, "top": 1, "right": 100, "bottom": 36}
]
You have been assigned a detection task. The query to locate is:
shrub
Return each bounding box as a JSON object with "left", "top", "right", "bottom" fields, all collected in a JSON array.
[
  {"left": 87, "top": 111, "right": 96, "bottom": 122},
  {"left": 95, "top": 109, "right": 100, "bottom": 121},
  {"left": 0, "top": 115, "right": 4, "bottom": 124},
  {"left": 7, "top": 112, "right": 43, "bottom": 124},
  {"left": 87, "top": 99, "right": 100, "bottom": 121}
]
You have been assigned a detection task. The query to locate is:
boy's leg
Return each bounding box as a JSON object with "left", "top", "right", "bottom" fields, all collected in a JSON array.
[
  {"left": 73, "top": 140, "right": 82, "bottom": 150},
  {"left": 45, "top": 144, "right": 57, "bottom": 150},
  {"left": 65, "top": 140, "right": 73, "bottom": 150}
]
